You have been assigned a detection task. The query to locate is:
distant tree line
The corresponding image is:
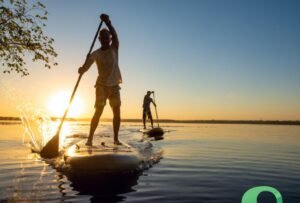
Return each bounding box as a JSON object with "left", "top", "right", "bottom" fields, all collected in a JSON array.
[{"left": 0, "top": 116, "right": 299, "bottom": 125}]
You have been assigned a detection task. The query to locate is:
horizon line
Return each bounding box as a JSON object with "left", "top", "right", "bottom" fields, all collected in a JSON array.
[{"left": 1, "top": 116, "right": 299, "bottom": 125}]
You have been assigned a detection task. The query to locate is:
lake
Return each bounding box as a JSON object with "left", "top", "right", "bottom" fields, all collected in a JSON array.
[{"left": 0, "top": 121, "right": 299, "bottom": 202}]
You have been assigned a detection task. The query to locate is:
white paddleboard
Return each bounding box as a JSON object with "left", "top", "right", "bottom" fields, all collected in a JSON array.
[{"left": 64, "top": 136, "right": 142, "bottom": 174}]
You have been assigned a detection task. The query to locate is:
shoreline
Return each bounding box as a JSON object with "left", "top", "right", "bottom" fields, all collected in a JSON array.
[{"left": 1, "top": 116, "right": 299, "bottom": 126}]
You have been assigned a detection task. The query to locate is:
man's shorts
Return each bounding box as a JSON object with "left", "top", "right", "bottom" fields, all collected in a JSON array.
[
  {"left": 95, "top": 85, "right": 121, "bottom": 109},
  {"left": 143, "top": 108, "right": 152, "bottom": 119}
]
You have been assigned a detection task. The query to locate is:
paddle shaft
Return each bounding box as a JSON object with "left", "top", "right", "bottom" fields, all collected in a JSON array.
[
  {"left": 56, "top": 21, "right": 103, "bottom": 133},
  {"left": 56, "top": 74, "right": 82, "bottom": 133},
  {"left": 153, "top": 93, "right": 160, "bottom": 127},
  {"left": 40, "top": 20, "right": 103, "bottom": 158},
  {"left": 56, "top": 21, "right": 103, "bottom": 134}
]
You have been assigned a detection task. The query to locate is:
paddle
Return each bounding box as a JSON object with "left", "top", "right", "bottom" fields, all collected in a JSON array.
[
  {"left": 40, "top": 20, "right": 103, "bottom": 158},
  {"left": 153, "top": 92, "right": 160, "bottom": 127}
]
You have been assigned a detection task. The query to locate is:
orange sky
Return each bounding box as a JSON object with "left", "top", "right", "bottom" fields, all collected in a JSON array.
[{"left": 1, "top": 1, "right": 300, "bottom": 120}]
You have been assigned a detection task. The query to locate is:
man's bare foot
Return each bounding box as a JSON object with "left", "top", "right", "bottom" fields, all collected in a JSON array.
[
  {"left": 85, "top": 140, "right": 93, "bottom": 146},
  {"left": 114, "top": 140, "right": 122, "bottom": 145}
]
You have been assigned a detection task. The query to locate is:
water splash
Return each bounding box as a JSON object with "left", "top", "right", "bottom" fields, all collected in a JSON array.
[
  {"left": 0, "top": 80, "right": 57, "bottom": 152},
  {"left": 17, "top": 104, "right": 59, "bottom": 152},
  {"left": 18, "top": 105, "right": 76, "bottom": 155},
  {"left": 117, "top": 130, "right": 164, "bottom": 171}
]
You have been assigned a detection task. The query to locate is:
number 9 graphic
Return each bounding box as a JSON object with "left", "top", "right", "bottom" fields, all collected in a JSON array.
[{"left": 242, "top": 186, "right": 283, "bottom": 203}]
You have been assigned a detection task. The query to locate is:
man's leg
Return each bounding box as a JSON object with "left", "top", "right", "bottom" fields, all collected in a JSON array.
[
  {"left": 148, "top": 112, "right": 154, "bottom": 128},
  {"left": 150, "top": 117, "right": 154, "bottom": 128},
  {"left": 109, "top": 85, "right": 121, "bottom": 144},
  {"left": 112, "top": 106, "right": 121, "bottom": 144},
  {"left": 86, "top": 106, "right": 104, "bottom": 145}
]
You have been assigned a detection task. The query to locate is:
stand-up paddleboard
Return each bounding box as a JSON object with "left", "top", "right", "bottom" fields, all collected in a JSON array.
[
  {"left": 140, "top": 127, "right": 164, "bottom": 137},
  {"left": 64, "top": 136, "right": 142, "bottom": 174}
]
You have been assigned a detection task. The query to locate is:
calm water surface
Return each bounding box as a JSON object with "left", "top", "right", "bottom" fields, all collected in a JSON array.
[{"left": 0, "top": 121, "right": 299, "bottom": 202}]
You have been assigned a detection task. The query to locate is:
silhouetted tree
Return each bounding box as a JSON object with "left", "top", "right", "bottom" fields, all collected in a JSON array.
[{"left": 0, "top": 0, "right": 57, "bottom": 76}]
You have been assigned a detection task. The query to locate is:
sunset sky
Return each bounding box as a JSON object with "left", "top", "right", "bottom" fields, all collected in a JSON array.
[{"left": 0, "top": 0, "right": 300, "bottom": 120}]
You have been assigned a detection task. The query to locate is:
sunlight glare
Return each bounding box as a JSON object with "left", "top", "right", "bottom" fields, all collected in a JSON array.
[{"left": 47, "top": 91, "right": 83, "bottom": 118}]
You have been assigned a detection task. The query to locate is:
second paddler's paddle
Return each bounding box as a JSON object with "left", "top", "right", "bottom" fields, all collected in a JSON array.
[{"left": 153, "top": 92, "right": 160, "bottom": 127}]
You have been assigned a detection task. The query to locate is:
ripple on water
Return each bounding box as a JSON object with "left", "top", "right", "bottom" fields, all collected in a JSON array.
[{"left": 1, "top": 123, "right": 300, "bottom": 202}]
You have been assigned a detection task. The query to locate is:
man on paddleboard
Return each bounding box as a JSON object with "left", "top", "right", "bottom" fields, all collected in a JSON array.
[
  {"left": 79, "top": 14, "right": 122, "bottom": 146},
  {"left": 143, "top": 91, "right": 156, "bottom": 129}
]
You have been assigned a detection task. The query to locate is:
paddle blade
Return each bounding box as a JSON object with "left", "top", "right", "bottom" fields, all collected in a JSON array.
[{"left": 40, "top": 133, "right": 59, "bottom": 158}]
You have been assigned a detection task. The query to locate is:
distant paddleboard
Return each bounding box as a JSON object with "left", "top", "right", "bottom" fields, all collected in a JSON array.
[
  {"left": 140, "top": 127, "right": 164, "bottom": 137},
  {"left": 64, "top": 136, "right": 142, "bottom": 174}
]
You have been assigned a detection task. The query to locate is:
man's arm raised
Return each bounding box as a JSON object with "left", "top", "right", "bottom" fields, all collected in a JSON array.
[{"left": 100, "top": 14, "right": 119, "bottom": 49}]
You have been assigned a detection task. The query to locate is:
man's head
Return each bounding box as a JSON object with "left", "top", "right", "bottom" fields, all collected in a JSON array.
[
  {"left": 99, "top": 29, "right": 111, "bottom": 47},
  {"left": 147, "top": 91, "right": 153, "bottom": 95}
]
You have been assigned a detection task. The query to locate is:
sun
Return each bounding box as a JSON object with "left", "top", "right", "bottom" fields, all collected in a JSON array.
[{"left": 47, "top": 91, "right": 83, "bottom": 118}]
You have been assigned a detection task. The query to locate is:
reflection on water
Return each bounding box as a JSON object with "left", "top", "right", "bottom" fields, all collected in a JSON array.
[
  {"left": 0, "top": 122, "right": 300, "bottom": 202},
  {"left": 0, "top": 156, "right": 67, "bottom": 202},
  {"left": 67, "top": 173, "right": 140, "bottom": 203}
]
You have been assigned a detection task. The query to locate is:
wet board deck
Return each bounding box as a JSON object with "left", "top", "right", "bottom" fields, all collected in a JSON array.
[{"left": 64, "top": 136, "right": 142, "bottom": 174}]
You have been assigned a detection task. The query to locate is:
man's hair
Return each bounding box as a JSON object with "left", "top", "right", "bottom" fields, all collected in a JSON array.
[{"left": 99, "top": 28, "right": 111, "bottom": 36}]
